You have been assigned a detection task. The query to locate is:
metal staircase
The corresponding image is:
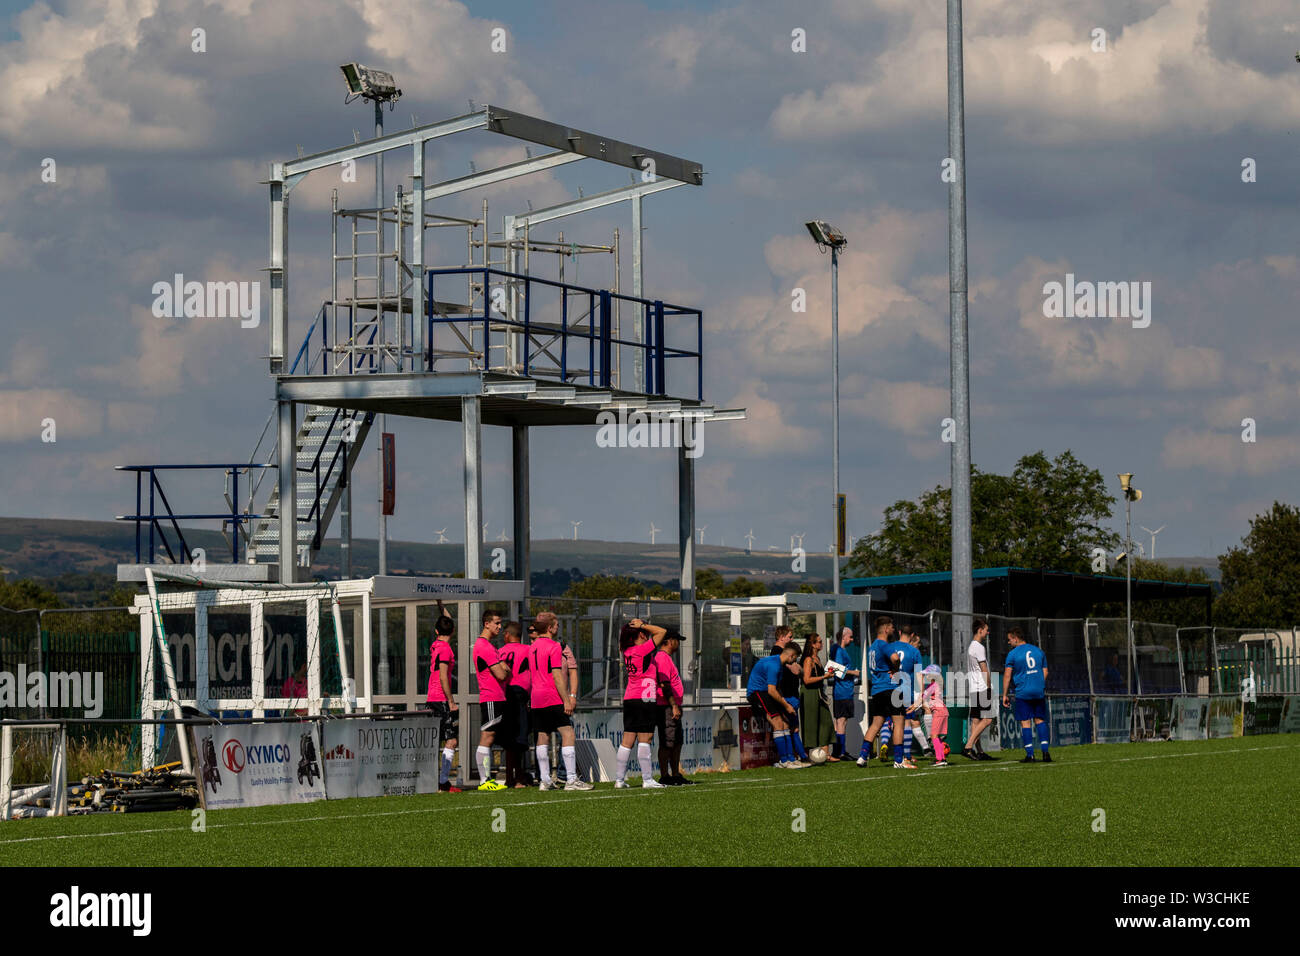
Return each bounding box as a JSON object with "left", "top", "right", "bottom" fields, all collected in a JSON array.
[{"left": 249, "top": 404, "right": 374, "bottom": 565}]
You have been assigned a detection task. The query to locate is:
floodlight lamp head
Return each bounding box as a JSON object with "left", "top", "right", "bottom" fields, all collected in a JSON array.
[
  {"left": 805, "top": 219, "right": 846, "bottom": 250},
  {"left": 341, "top": 63, "right": 402, "bottom": 104}
]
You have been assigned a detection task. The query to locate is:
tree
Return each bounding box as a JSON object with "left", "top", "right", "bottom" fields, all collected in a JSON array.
[
  {"left": 1089, "top": 558, "right": 1214, "bottom": 628},
  {"left": 1214, "top": 502, "right": 1300, "bottom": 628},
  {"left": 845, "top": 450, "right": 1119, "bottom": 576},
  {"left": 0, "top": 577, "right": 62, "bottom": 611}
]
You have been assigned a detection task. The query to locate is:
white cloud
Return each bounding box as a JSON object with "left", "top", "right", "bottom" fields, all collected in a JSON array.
[{"left": 771, "top": 1, "right": 1300, "bottom": 146}]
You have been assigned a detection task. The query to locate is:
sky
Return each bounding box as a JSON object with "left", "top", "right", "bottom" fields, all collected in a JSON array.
[{"left": 1, "top": 0, "right": 1299, "bottom": 565}]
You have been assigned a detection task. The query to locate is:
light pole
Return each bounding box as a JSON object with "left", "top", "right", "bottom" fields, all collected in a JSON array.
[
  {"left": 1118, "top": 473, "right": 1142, "bottom": 694},
  {"left": 947, "top": 0, "right": 974, "bottom": 671},
  {"left": 342, "top": 62, "right": 400, "bottom": 691},
  {"left": 805, "top": 220, "right": 846, "bottom": 618}
]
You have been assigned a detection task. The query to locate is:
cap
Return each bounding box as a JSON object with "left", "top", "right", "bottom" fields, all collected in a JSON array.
[{"left": 923, "top": 664, "right": 941, "bottom": 674}]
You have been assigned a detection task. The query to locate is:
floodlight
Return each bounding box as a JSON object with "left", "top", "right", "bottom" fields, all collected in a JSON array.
[
  {"left": 340, "top": 63, "right": 402, "bottom": 104},
  {"left": 805, "top": 219, "right": 846, "bottom": 250}
]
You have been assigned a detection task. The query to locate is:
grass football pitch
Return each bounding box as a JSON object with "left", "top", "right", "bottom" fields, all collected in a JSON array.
[{"left": 2, "top": 736, "right": 1296, "bottom": 867}]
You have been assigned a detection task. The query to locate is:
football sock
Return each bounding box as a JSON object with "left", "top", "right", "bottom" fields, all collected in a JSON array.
[
  {"left": 1021, "top": 726, "right": 1035, "bottom": 757},
  {"left": 476, "top": 745, "right": 492, "bottom": 782},
  {"left": 880, "top": 722, "right": 892, "bottom": 746},
  {"left": 616, "top": 745, "right": 631, "bottom": 783},
  {"left": 535, "top": 743, "right": 551, "bottom": 784},
  {"left": 933, "top": 738, "right": 945, "bottom": 761},
  {"left": 835, "top": 733, "right": 847, "bottom": 757},
  {"left": 637, "top": 742, "right": 653, "bottom": 777},
  {"left": 440, "top": 748, "right": 454, "bottom": 784},
  {"left": 774, "top": 731, "right": 790, "bottom": 762},
  {"left": 791, "top": 733, "right": 809, "bottom": 760},
  {"left": 1037, "top": 723, "right": 1050, "bottom": 755},
  {"left": 911, "top": 726, "right": 928, "bottom": 751},
  {"left": 901, "top": 726, "right": 911, "bottom": 760},
  {"left": 561, "top": 745, "right": 577, "bottom": 779}
]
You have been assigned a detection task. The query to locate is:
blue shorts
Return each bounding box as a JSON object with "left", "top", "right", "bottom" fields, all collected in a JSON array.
[{"left": 1014, "top": 697, "right": 1047, "bottom": 722}]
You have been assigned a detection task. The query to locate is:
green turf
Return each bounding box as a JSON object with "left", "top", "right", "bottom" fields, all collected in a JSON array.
[{"left": 2, "top": 736, "right": 1296, "bottom": 866}]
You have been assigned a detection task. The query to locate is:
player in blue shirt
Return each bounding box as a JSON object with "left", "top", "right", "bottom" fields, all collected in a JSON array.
[
  {"left": 1001, "top": 627, "right": 1051, "bottom": 763},
  {"left": 829, "top": 627, "right": 860, "bottom": 759},
  {"left": 856, "top": 616, "right": 913, "bottom": 768},
  {"left": 747, "top": 643, "right": 805, "bottom": 768},
  {"left": 879, "top": 626, "right": 929, "bottom": 762}
]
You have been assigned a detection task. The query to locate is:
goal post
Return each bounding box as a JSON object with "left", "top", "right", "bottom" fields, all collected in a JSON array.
[{"left": 0, "top": 722, "right": 68, "bottom": 820}]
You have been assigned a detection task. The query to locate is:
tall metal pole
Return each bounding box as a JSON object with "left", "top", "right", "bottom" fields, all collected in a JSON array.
[
  {"left": 831, "top": 246, "right": 841, "bottom": 620},
  {"left": 374, "top": 101, "right": 388, "bottom": 695},
  {"left": 947, "top": 0, "right": 974, "bottom": 668},
  {"left": 1126, "top": 496, "right": 1133, "bottom": 696}
]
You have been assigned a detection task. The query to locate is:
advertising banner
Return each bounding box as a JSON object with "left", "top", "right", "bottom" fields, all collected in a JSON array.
[
  {"left": 196, "top": 722, "right": 326, "bottom": 809},
  {"left": 1243, "top": 696, "right": 1284, "bottom": 736},
  {"left": 1280, "top": 696, "right": 1300, "bottom": 734},
  {"left": 739, "top": 705, "right": 778, "bottom": 769},
  {"left": 1050, "top": 695, "right": 1092, "bottom": 746},
  {"left": 321, "top": 717, "right": 440, "bottom": 798},
  {"left": 570, "top": 707, "right": 741, "bottom": 775},
  {"left": 1171, "top": 696, "right": 1208, "bottom": 740},
  {"left": 1207, "top": 696, "right": 1241, "bottom": 738},
  {"left": 1094, "top": 696, "right": 1133, "bottom": 744},
  {"left": 1131, "top": 697, "right": 1174, "bottom": 741}
]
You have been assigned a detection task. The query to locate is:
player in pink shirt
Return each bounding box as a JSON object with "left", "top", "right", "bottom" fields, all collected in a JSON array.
[
  {"left": 497, "top": 620, "right": 532, "bottom": 788},
  {"left": 653, "top": 630, "right": 690, "bottom": 786},
  {"left": 922, "top": 664, "right": 950, "bottom": 767},
  {"left": 528, "top": 611, "right": 593, "bottom": 791},
  {"left": 615, "top": 618, "right": 671, "bottom": 789},
  {"left": 424, "top": 605, "right": 461, "bottom": 792},
  {"left": 472, "top": 612, "right": 511, "bottom": 792}
]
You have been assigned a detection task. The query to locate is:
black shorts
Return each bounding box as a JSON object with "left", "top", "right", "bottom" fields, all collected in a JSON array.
[
  {"left": 870, "top": 689, "right": 903, "bottom": 719},
  {"left": 480, "top": 700, "right": 505, "bottom": 733},
  {"left": 504, "top": 686, "right": 530, "bottom": 746},
  {"left": 623, "top": 699, "right": 659, "bottom": 734},
  {"left": 531, "top": 704, "right": 572, "bottom": 735},
  {"left": 832, "top": 698, "right": 855, "bottom": 720},
  {"left": 425, "top": 701, "right": 459, "bottom": 742},
  {"left": 747, "top": 691, "right": 780, "bottom": 720},
  {"left": 656, "top": 705, "right": 682, "bottom": 748},
  {"left": 969, "top": 686, "right": 996, "bottom": 720}
]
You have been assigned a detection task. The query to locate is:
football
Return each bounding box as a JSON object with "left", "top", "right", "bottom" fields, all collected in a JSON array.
[{"left": 809, "top": 748, "right": 829, "bottom": 765}]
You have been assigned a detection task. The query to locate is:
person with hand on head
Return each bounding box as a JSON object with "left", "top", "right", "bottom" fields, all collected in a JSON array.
[{"left": 615, "top": 618, "right": 672, "bottom": 789}]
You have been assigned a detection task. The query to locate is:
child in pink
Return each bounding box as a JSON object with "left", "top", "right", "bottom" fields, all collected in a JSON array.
[{"left": 922, "top": 665, "right": 949, "bottom": 766}]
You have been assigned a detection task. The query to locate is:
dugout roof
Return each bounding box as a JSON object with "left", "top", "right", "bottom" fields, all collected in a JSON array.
[{"left": 842, "top": 566, "right": 1213, "bottom": 624}]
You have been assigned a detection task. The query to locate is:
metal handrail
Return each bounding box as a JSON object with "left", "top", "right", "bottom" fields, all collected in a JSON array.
[
  {"left": 117, "top": 464, "right": 272, "bottom": 564},
  {"left": 426, "top": 266, "right": 704, "bottom": 400}
]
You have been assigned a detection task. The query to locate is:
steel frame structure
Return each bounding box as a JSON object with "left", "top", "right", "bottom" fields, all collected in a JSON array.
[{"left": 259, "top": 104, "right": 741, "bottom": 695}]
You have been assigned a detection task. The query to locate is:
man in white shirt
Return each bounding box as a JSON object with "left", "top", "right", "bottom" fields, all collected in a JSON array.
[{"left": 962, "top": 618, "right": 997, "bottom": 761}]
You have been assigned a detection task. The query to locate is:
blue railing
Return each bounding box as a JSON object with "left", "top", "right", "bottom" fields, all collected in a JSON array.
[
  {"left": 117, "top": 464, "right": 273, "bottom": 565},
  {"left": 425, "top": 267, "right": 704, "bottom": 401}
]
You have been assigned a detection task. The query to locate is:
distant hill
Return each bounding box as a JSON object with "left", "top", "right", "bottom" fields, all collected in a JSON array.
[{"left": 0, "top": 517, "right": 833, "bottom": 594}]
